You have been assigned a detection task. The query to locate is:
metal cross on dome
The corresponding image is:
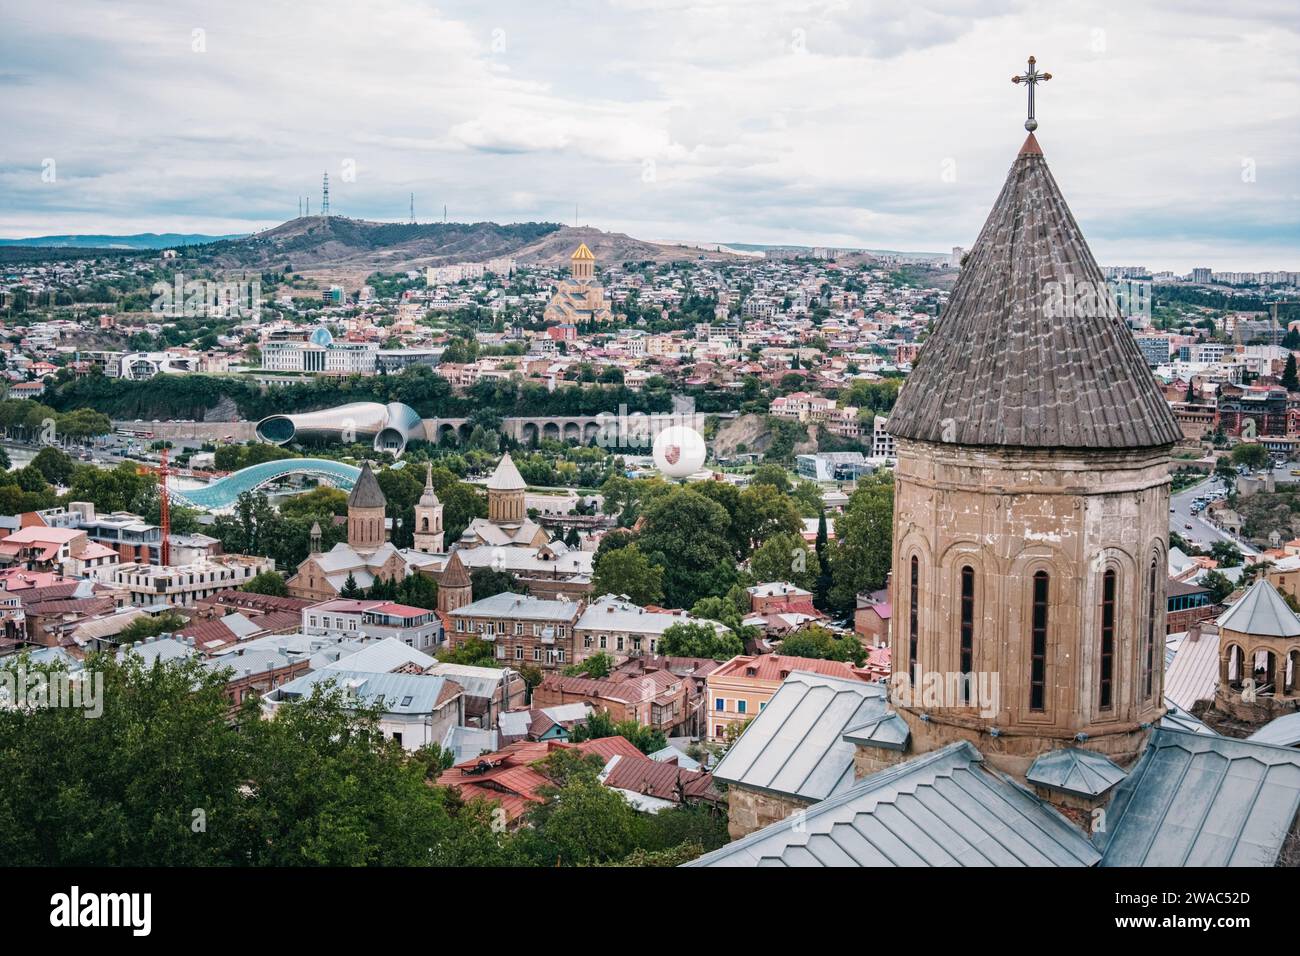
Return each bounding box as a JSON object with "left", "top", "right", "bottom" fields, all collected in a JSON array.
[{"left": 1011, "top": 56, "right": 1052, "bottom": 131}]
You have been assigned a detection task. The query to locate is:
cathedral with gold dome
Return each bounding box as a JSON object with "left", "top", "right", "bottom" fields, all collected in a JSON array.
[{"left": 542, "top": 243, "right": 615, "bottom": 325}]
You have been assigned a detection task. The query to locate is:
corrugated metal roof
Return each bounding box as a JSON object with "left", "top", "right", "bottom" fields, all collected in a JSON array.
[
  {"left": 1026, "top": 748, "right": 1126, "bottom": 798},
  {"left": 1216, "top": 579, "right": 1300, "bottom": 638},
  {"left": 711, "top": 671, "right": 888, "bottom": 802},
  {"left": 1098, "top": 728, "right": 1300, "bottom": 866},
  {"left": 842, "top": 713, "right": 911, "bottom": 751},
  {"left": 1161, "top": 699, "right": 1219, "bottom": 736},
  {"left": 688, "top": 741, "right": 1101, "bottom": 867},
  {"left": 1248, "top": 713, "right": 1300, "bottom": 749},
  {"left": 1164, "top": 629, "right": 1220, "bottom": 711}
]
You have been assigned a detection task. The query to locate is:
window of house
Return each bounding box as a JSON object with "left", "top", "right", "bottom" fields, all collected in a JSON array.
[
  {"left": 1030, "top": 571, "right": 1049, "bottom": 712},
  {"left": 715, "top": 697, "right": 725, "bottom": 711},
  {"left": 514, "top": 646, "right": 523, "bottom": 660},
  {"left": 737, "top": 700, "right": 747, "bottom": 714}
]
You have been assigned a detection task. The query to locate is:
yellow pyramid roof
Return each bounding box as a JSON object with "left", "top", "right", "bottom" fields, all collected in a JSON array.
[{"left": 571, "top": 243, "right": 595, "bottom": 261}]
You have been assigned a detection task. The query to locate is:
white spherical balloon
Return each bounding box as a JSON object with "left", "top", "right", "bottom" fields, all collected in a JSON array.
[{"left": 653, "top": 425, "right": 707, "bottom": 479}]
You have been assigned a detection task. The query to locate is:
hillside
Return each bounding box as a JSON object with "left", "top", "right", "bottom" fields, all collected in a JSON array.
[
  {"left": 512, "top": 225, "right": 747, "bottom": 267},
  {"left": 197, "top": 217, "right": 564, "bottom": 272},
  {"left": 185, "top": 217, "right": 750, "bottom": 277},
  {"left": 0, "top": 232, "right": 244, "bottom": 249}
]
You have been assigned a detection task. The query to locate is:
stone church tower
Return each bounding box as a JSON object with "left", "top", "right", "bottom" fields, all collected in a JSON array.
[
  {"left": 437, "top": 550, "right": 472, "bottom": 614},
  {"left": 570, "top": 242, "right": 595, "bottom": 282},
  {"left": 413, "top": 463, "right": 444, "bottom": 553},
  {"left": 885, "top": 132, "right": 1184, "bottom": 775},
  {"left": 346, "top": 462, "right": 388, "bottom": 554},
  {"left": 487, "top": 452, "right": 527, "bottom": 525}
]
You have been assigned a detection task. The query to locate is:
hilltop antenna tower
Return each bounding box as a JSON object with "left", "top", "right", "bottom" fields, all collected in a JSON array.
[
  {"left": 298, "top": 196, "right": 302, "bottom": 218},
  {"left": 410, "top": 193, "right": 415, "bottom": 224},
  {"left": 443, "top": 203, "right": 447, "bottom": 223},
  {"left": 322, "top": 171, "right": 331, "bottom": 217}
]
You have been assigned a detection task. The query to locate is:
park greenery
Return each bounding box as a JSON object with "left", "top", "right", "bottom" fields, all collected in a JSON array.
[{"left": 0, "top": 653, "right": 725, "bottom": 866}]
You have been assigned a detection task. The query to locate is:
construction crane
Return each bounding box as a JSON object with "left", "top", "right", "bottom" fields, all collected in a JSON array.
[{"left": 137, "top": 446, "right": 171, "bottom": 566}]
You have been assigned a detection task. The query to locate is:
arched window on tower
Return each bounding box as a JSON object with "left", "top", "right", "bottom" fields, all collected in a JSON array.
[
  {"left": 1100, "top": 569, "right": 1116, "bottom": 711},
  {"left": 1030, "top": 570, "right": 1049, "bottom": 712},
  {"left": 908, "top": 555, "right": 919, "bottom": 677},
  {"left": 1143, "top": 556, "right": 1158, "bottom": 700},
  {"left": 959, "top": 566, "right": 975, "bottom": 704}
]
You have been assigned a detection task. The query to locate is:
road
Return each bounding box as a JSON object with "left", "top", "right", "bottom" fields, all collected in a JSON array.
[{"left": 1169, "top": 475, "right": 1259, "bottom": 557}]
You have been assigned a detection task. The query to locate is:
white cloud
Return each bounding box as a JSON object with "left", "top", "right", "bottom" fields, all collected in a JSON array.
[{"left": 0, "top": 0, "right": 1295, "bottom": 270}]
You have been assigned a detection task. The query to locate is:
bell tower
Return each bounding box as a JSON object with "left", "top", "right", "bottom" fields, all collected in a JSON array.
[
  {"left": 570, "top": 243, "right": 595, "bottom": 282},
  {"left": 486, "top": 452, "right": 527, "bottom": 526},
  {"left": 885, "top": 70, "right": 1182, "bottom": 775},
  {"left": 437, "top": 551, "right": 472, "bottom": 614},
  {"left": 346, "top": 462, "right": 388, "bottom": 554},
  {"left": 413, "top": 463, "right": 444, "bottom": 553}
]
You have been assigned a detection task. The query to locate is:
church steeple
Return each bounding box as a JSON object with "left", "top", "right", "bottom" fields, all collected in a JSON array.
[
  {"left": 570, "top": 243, "right": 595, "bottom": 282},
  {"left": 346, "top": 462, "right": 387, "bottom": 554},
  {"left": 886, "top": 81, "right": 1175, "bottom": 777},
  {"left": 486, "top": 452, "right": 527, "bottom": 525},
  {"left": 889, "top": 131, "right": 1181, "bottom": 450},
  {"left": 413, "top": 462, "right": 444, "bottom": 553}
]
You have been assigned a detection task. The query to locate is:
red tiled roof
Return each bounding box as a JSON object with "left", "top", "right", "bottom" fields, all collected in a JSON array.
[
  {"left": 600, "top": 751, "right": 717, "bottom": 803},
  {"left": 710, "top": 653, "right": 875, "bottom": 683}
]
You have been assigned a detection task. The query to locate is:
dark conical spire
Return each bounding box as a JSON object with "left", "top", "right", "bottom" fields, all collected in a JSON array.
[
  {"left": 348, "top": 461, "right": 387, "bottom": 508},
  {"left": 889, "top": 137, "right": 1182, "bottom": 450},
  {"left": 440, "top": 550, "right": 470, "bottom": 588}
]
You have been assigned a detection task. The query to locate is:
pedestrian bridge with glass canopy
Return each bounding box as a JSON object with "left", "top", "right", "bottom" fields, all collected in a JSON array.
[{"left": 169, "top": 458, "right": 362, "bottom": 511}]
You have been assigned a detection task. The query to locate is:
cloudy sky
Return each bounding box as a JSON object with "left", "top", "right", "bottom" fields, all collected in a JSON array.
[{"left": 2, "top": 0, "right": 1297, "bottom": 270}]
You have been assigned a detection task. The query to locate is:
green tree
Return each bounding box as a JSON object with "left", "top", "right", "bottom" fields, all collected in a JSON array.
[
  {"left": 243, "top": 570, "right": 289, "bottom": 597},
  {"left": 1200, "top": 569, "right": 1234, "bottom": 603},
  {"left": 828, "top": 474, "right": 894, "bottom": 612},
  {"left": 1230, "top": 442, "right": 1270, "bottom": 471},
  {"left": 591, "top": 543, "right": 664, "bottom": 606},
  {"left": 637, "top": 488, "right": 736, "bottom": 608},
  {"left": 657, "top": 621, "right": 744, "bottom": 660},
  {"left": 469, "top": 566, "right": 522, "bottom": 599},
  {"left": 1284, "top": 353, "right": 1299, "bottom": 391},
  {"left": 778, "top": 624, "right": 867, "bottom": 665},
  {"left": 563, "top": 651, "right": 615, "bottom": 679},
  {"left": 749, "top": 532, "right": 820, "bottom": 591}
]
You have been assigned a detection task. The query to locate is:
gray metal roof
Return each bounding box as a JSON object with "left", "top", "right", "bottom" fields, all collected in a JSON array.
[
  {"left": 688, "top": 741, "right": 1101, "bottom": 867},
  {"left": 485, "top": 452, "right": 526, "bottom": 491},
  {"left": 888, "top": 134, "right": 1181, "bottom": 450},
  {"left": 842, "top": 713, "right": 911, "bottom": 751},
  {"left": 1215, "top": 578, "right": 1300, "bottom": 638},
  {"left": 1248, "top": 712, "right": 1300, "bottom": 749},
  {"left": 1160, "top": 699, "right": 1219, "bottom": 737},
  {"left": 1098, "top": 728, "right": 1300, "bottom": 867},
  {"left": 276, "top": 669, "right": 456, "bottom": 715},
  {"left": 711, "top": 671, "right": 889, "bottom": 802},
  {"left": 1026, "top": 748, "right": 1126, "bottom": 798}
]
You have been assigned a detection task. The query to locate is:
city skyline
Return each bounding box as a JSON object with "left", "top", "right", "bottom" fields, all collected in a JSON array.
[{"left": 2, "top": 0, "right": 1298, "bottom": 271}]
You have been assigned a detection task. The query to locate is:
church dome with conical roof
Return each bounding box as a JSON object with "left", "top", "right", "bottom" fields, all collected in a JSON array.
[
  {"left": 889, "top": 134, "right": 1182, "bottom": 451},
  {"left": 347, "top": 461, "right": 387, "bottom": 509}
]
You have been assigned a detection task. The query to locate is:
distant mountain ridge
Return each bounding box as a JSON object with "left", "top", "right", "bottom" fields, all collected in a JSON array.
[
  {"left": 193, "top": 217, "right": 746, "bottom": 272},
  {"left": 0, "top": 232, "right": 245, "bottom": 249}
]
